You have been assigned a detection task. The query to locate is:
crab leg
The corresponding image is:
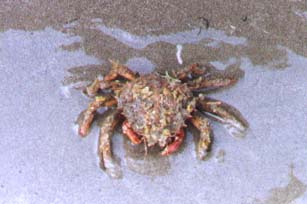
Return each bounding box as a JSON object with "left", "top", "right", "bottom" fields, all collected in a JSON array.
[
  {"left": 190, "top": 111, "right": 212, "bottom": 159},
  {"left": 197, "top": 96, "right": 248, "bottom": 138},
  {"left": 105, "top": 59, "right": 137, "bottom": 81},
  {"left": 175, "top": 63, "right": 205, "bottom": 80},
  {"left": 98, "top": 109, "right": 123, "bottom": 179},
  {"left": 188, "top": 77, "right": 238, "bottom": 91},
  {"left": 187, "top": 64, "right": 243, "bottom": 91},
  {"left": 161, "top": 128, "right": 185, "bottom": 156},
  {"left": 78, "top": 95, "right": 117, "bottom": 137},
  {"left": 122, "top": 121, "right": 142, "bottom": 144},
  {"left": 86, "top": 79, "right": 123, "bottom": 97},
  {"left": 85, "top": 78, "right": 102, "bottom": 97},
  {"left": 85, "top": 60, "right": 137, "bottom": 96}
]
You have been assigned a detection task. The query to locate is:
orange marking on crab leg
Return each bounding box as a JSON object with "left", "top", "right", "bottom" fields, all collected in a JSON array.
[
  {"left": 78, "top": 112, "right": 95, "bottom": 137},
  {"left": 161, "top": 128, "right": 185, "bottom": 156},
  {"left": 104, "top": 98, "right": 117, "bottom": 107},
  {"left": 104, "top": 72, "right": 118, "bottom": 81},
  {"left": 122, "top": 121, "right": 142, "bottom": 145}
]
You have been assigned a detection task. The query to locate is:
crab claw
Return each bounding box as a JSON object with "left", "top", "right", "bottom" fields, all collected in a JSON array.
[
  {"left": 122, "top": 121, "right": 142, "bottom": 145},
  {"left": 161, "top": 128, "right": 185, "bottom": 156}
]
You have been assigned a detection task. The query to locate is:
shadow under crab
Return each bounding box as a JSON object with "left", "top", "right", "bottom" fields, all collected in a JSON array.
[{"left": 77, "top": 60, "right": 248, "bottom": 178}]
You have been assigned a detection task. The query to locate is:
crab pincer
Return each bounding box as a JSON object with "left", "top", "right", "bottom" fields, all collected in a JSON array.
[{"left": 161, "top": 128, "right": 185, "bottom": 156}]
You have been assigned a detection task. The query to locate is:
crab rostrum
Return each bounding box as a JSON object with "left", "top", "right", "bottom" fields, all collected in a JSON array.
[{"left": 77, "top": 60, "right": 248, "bottom": 178}]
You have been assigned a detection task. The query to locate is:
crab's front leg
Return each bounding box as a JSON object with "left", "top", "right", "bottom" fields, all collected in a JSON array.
[
  {"left": 197, "top": 96, "right": 248, "bottom": 137},
  {"left": 85, "top": 60, "right": 138, "bottom": 97},
  {"left": 175, "top": 63, "right": 205, "bottom": 80},
  {"left": 86, "top": 80, "right": 122, "bottom": 97},
  {"left": 78, "top": 95, "right": 117, "bottom": 136},
  {"left": 161, "top": 128, "right": 185, "bottom": 156},
  {"left": 190, "top": 111, "right": 212, "bottom": 159},
  {"left": 105, "top": 60, "right": 138, "bottom": 81},
  {"left": 187, "top": 64, "right": 243, "bottom": 91},
  {"left": 98, "top": 109, "right": 123, "bottom": 179}
]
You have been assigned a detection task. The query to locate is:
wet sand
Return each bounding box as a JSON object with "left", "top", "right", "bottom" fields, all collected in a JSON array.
[{"left": 1, "top": 1, "right": 307, "bottom": 203}]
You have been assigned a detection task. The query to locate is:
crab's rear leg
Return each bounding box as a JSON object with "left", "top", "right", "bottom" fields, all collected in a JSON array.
[
  {"left": 86, "top": 60, "right": 138, "bottom": 96},
  {"left": 161, "top": 128, "right": 185, "bottom": 156},
  {"left": 98, "top": 109, "right": 123, "bottom": 179},
  {"left": 190, "top": 111, "right": 212, "bottom": 159},
  {"left": 78, "top": 95, "right": 117, "bottom": 137},
  {"left": 197, "top": 96, "right": 248, "bottom": 137}
]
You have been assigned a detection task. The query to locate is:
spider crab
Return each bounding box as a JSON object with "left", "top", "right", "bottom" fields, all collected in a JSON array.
[{"left": 77, "top": 60, "right": 248, "bottom": 178}]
